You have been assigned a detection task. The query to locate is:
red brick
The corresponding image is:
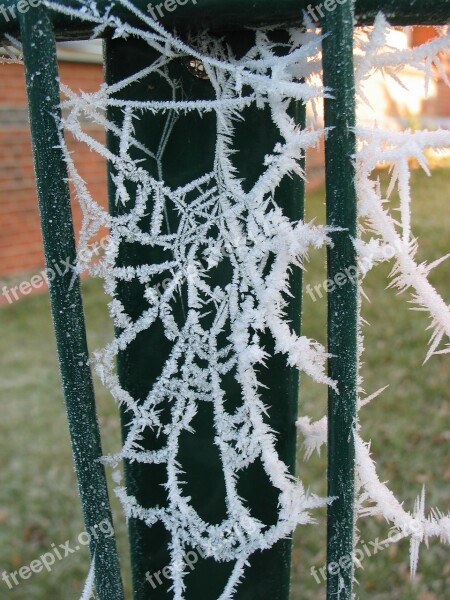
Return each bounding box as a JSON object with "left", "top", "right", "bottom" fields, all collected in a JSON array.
[{"left": 0, "top": 59, "right": 107, "bottom": 274}]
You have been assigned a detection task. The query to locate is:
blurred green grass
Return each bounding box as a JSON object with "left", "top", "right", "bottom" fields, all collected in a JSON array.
[
  {"left": 0, "top": 168, "right": 449, "bottom": 599},
  {"left": 0, "top": 273, "right": 131, "bottom": 598},
  {"left": 292, "top": 167, "right": 450, "bottom": 600}
]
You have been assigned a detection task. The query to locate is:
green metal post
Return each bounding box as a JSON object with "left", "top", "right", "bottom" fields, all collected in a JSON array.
[
  {"left": 322, "top": 2, "right": 358, "bottom": 600},
  {"left": 104, "top": 33, "right": 305, "bottom": 600},
  {"left": 19, "top": 7, "right": 124, "bottom": 599}
]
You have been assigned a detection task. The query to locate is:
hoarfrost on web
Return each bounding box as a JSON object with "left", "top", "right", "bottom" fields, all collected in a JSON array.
[
  {"left": 301, "top": 14, "right": 450, "bottom": 581},
  {"left": 41, "top": 0, "right": 450, "bottom": 595},
  {"left": 49, "top": 1, "right": 331, "bottom": 597}
]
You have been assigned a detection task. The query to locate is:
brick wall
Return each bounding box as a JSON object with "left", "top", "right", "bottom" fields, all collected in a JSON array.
[
  {"left": 412, "top": 26, "right": 450, "bottom": 120},
  {"left": 0, "top": 61, "right": 107, "bottom": 275},
  {"left": 0, "top": 32, "right": 449, "bottom": 276}
]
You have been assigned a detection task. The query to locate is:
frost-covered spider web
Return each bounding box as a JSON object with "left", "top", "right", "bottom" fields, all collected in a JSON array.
[
  {"left": 298, "top": 12, "right": 450, "bottom": 584},
  {"left": 41, "top": 0, "right": 450, "bottom": 596}
]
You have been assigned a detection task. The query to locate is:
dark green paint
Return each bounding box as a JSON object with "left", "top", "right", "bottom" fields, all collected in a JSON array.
[
  {"left": 13, "top": 1, "right": 450, "bottom": 599},
  {"left": 18, "top": 7, "right": 124, "bottom": 600},
  {"left": 322, "top": 2, "right": 358, "bottom": 600},
  {"left": 104, "top": 33, "right": 305, "bottom": 600},
  {"left": 1, "top": 0, "right": 450, "bottom": 39}
]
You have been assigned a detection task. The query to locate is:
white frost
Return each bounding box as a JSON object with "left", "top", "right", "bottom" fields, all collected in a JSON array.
[{"left": 44, "top": 1, "right": 450, "bottom": 595}]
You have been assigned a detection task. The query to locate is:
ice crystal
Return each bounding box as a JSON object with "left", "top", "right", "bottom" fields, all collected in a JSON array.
[
  {"left": 300, "top": 15, "right": 450, "bottom": 581},
  {"left": 41, "top": 1, "right": 450, "bottom": 594},
  {"left": 47, "top": 1, "right": 333, "bottom": 596}
]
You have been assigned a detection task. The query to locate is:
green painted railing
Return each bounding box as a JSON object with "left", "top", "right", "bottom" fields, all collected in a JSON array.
[
  {"left": 322, "top": 4, "right": 358, "bottom": 598},
  {"left": 3, "top": 1, "right": 449, "bottom": 599},
  {"left": 1, "top": 0, "right": 450, "bottom": 35},
  {"left": 17, "top": 6, "right": 125, "bottom": 599}
]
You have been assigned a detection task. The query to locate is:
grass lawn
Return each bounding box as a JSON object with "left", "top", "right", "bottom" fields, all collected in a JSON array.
[{"left": 0, "top": 168, "right": 449, "bottom": 599}]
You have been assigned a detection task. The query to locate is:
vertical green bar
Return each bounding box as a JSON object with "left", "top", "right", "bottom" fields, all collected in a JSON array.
[
  {"left": 104, "top": 34, "right": 305, "bottom": 600},
  {"left": 322, "top": 2, "right": 358, "bottom": 599},
  {"left": 19, "top": 8, "right": 124, "bottom": 599}
]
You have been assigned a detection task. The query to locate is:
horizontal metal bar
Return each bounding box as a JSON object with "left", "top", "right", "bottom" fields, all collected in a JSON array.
[{"left": 0, "top": 0, "right": 449, "bottom": 38}]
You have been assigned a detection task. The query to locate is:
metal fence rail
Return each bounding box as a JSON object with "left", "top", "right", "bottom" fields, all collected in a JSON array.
[
  {"left": 322, "top": 4, "right": 358, "bottom": 598},
  {"left": 17, "top": 5, "right": 125, "bottom": 598},
  {"left": 2, "top": 1, "right": 449, "bottom": 599},
  {"left": 1, "top": 0, "right": 450, "bottom": 35}
]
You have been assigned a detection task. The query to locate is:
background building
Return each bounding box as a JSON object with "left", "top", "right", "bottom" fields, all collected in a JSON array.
[{"left": 0, "top": 28, "right": 449, "bottom": 277}]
